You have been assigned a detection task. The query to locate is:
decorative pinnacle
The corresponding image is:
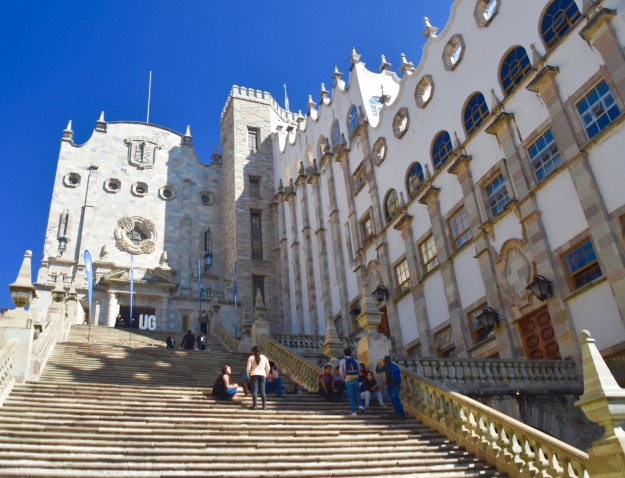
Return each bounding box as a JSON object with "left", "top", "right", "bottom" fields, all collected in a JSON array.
[
  {"left": 349, "top": 46, "right": 361, "bottom": 65},
  {"left": 320, "top": 83, "right": 329, "bottom": 101},
  {"left": 98, "top": 111, "right": 105, "bottom": 122},
  {"left": 182, "top": 125, "right": 193, "bottom": 144},
  {"left": 62, "top": 120, "right": 74, "bottom": 141},
  {"left": 422, "top": 16, "right": 439, "bottom": 38},
  {"left": 332, "top": 65, "right": 343, "bottom": 80},
  {"left": 65, "top": 120, "right": 73, "bottom": 132},
  {"left": 307, "top": 95, "right": 316, "bottom": 110},
  {"left": 185, "top": 125, "right": 192, "bottom": 137},
  {"left": 379, "top": 54, "right": 391, "bottom": 71},
  {"left": 399, "top": 53, "right": 415, "bottom": 74},
  {"left": 95, "top": 111, "right": 107, "bottom": 133}
]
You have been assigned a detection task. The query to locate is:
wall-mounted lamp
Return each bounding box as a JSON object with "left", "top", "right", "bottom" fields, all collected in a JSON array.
[
  {"left": 526, "top": 275, "right": 553, "bottom": 301},
  {"left": 350, "top": 306, "right": 361, "bottom": 321},
  {"left": 371, "top": 285, "right": 389, "bottom": 303},
  {"left": 476, "top": 306, "right": 499, "bottom": 332}
]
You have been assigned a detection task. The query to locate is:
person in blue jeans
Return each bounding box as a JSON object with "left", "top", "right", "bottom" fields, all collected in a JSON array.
[
  {"left": 376, "top": 355, "right": 405, "bottom": 419},
  {"left": 340, "top": 348, "right": 366, "bottom": 416},
  {"left": 265, "top": 361, "right": 283, "bottom": 397}
]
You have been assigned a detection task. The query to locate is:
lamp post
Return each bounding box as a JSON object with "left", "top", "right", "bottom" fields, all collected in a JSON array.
[
  {"left": 476, "top": 307, "right": 499, "bottom": 333},
  {"left": 526, "top": 275, "right": 553, "bottom": 301},
  {"left": 371, "top": 285, "right": 389, "bottom": 304}
]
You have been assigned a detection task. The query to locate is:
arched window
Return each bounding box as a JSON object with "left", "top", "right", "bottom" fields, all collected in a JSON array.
[
  {"left": 500, "top": 46, "right": 531, "bottom": 95},
  {"left": 406, "top": 162, "right": 425, "bottom": 198},
  {"left": 347, "top": 105, "right": 359, "bottom": 137},
  {"left": 463, "top": 92, "right": 490, "bottom": 136},
  {"left": 540, "top": 0, "right": 581, "bottom": 50},
  {"left": 384, "top": 189, "right": 400, "bottom": 222},
  {"left": 331, "top": 120, "right": 341, "bottom": 146},
  {"left": 431, "top": 131, "right": 453, "bottom": 171}
]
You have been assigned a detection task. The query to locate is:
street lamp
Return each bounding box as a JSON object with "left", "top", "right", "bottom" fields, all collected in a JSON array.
[
  {"left": 350, "top": 306, "right": 361, "bottom": 321},
  {"left": 371, "top": 285, "right": 389, "bottom": 303},
  {"left": 204, "top": 251, "right": 213, "bottom": 271},
  {"left": 203, "top": 228, "right": 212, "bottom": 271},
  {"left": 476, "top": 307, "right": 499, "bottom": 333},
  {"left": 526, "top": 275, "right": 553, "bottom": 301}
]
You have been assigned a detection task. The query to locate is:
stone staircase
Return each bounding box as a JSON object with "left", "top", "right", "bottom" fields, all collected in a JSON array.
[{"left": 0, "top": 326, "right": 505, "bottom": 477}]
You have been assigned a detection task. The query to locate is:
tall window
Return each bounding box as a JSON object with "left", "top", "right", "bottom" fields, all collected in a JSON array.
[
  {"left": 369, "top": 97, "right": 383, "bottom": 117},
  {"left": 449, "top": 207, "right": 472, "bottom": 250},
  {"left": 527, "top": 129, "right": 562, "bottom": 182},
  {"left": 251, "top": 210, "right": 263, "bottom": 260},
  {"left": 540, "top": 0, "right": 582, "bottom": 49},
  {"left": 431, "top": 131, "right": 453, "bottom": 171},
  {"left": 394, "top": 259, "right": 411, "bottom": 294},
  {"left": 248, "top": 127, "right": 259, "bottom": 152},
  {"left": 575, "top": 80, "right": 621, "bottom": 140},
  {"left": 484, "top": 173, "right": 510, "bottom": 217},
  {"left": 562, "top": 239, "right": 602, "bottom": 290},
  {"left": 384, "top": 189, "right": 400, "bottom": 222},
  {"left": 463, "top": 92, "right": 489, "bottom": 136},
  {"left": 360, "top": 213, "right": 374, "bottom": 244},
  {"left": 500, "top": 46, "right": 531, "bottom": 96},
  {"left": 249, "top": 176, "right": 261, "bottom": 197},
  {"left": 434, "top": 326, "right": 455, "bottom": 358},
  {"left": 468, "top": 303, "right": 491, "bottom": 344},
  {"left": 419, "top": 235, "right": 439, "bottom": 274},
  {"left": 347, "top": 105, "right": 359, "bottom": 137},
  {"left": 406, "top": 162, "right": 425, "bottom": 198},
  {"left": 252, "top": 275, "right": 265, "bottom": 304},
  {"left": 331, "top": 120, "right": 342, "bottom": 146}
]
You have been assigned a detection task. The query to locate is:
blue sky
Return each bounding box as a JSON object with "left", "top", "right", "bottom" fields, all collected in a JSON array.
[{"left": 0, "top": 0, "right": 454, "bottom": 309}]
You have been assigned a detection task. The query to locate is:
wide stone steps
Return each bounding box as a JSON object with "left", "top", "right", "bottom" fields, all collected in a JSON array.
[{"left": 0, "top": 326, "right": 505, "bottom": 477}]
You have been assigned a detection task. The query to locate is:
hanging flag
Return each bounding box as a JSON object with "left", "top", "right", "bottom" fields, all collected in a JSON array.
[
  {"left": 84, "top": 250, "right": 93, "bottom": 326},
  {"left": 129, "top": 254, "right": 134, "bottom": 330}
]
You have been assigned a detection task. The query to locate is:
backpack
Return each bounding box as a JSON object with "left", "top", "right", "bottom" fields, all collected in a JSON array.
[
  {"left": 389, "top": 362, "right": 401, "bottom": 386},
  {"left": 344, "top": 357, "right": 359, "bottom": 380}
]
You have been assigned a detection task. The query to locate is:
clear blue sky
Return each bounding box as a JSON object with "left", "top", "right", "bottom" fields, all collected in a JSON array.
[{"left": 0, "top": 0, "right": 454, "bottom": 309}]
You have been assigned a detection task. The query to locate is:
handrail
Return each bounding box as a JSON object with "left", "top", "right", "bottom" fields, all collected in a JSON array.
[
  {"left": 401, "top": 366, "right": 589, "bottom": 477},
  {"left": 261, "top": 335, "right": 321, "bottom": 392},
  {"left": 30, "top": 316, "right": 62, "bottom": 380},
  {"left": 213, "top": 321, "right": 239, "bottom": 352},
  {"left": 0, "top": 339, "right": 18, "bottom": 407},
  {"left": 397, "top": 356, "right": 581, "bottom": 394},
  {"left": 271, "top": 334, "right": 359, "bottom": 353}
]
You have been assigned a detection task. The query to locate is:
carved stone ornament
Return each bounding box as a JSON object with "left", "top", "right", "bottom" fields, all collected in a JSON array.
[
  {"left": 114, "top": 216, "right": 157, "bottom": 255},
  {"left": 124, "top": 137, "right": 162, "bottom": 170},
  {"left": 497, "top": 240, "right": 531, "bottom": 306}
]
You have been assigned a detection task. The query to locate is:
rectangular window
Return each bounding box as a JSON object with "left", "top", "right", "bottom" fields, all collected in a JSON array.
[
  {"left": 527, "top": 129, "right": 562, "bottom": 182},
  {"left": 252, "top": 275, "right": 265, "bottom": 304},
  {"left": 468, "top": 303, "right": 490, "bottom": 344},
  {"left": 575, "top": 79, "right": 621, "bottom": 140},
  {"left": 360, "top": 214, "right": 374, "bottom": 244},
  {"left": 249, "top": 176, "right": 261, "bottom": 197},
  {"left": 251, "top": 210, "right": 263, "bottom": 260},
  {"left": 562, "top": 239, "right": 602, "bottom": 290},
  {"left": 419, "top": 235, "right": 439, "bottom": 274},
  {"left": 352, "top": 164, "right": 366, "bottom": 192},
  {"left": 434, "top": 326, "right": 455, "bottom": 358},
  {"left": 334, "top": 315, "right": 344, "bottom": 337},
  {"left": 394, "top": 259, "right": 411, "bottom": 294},
  {"left": 485, "top": 173, "right": 510, "bottom": 218},
  {"left": 248, "top": 127, "right": 259, "bottom": 152},
  {"left": 449, "top": 207, "right": 472, "bottom": 250}
]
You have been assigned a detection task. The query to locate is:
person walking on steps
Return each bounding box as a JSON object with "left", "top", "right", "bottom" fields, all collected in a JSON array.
[
  {"left": 376, "top": 355, "right": 406, "bottom": 419},
  {"left": 180, "top": 330, "right": 195, "bottom": 350},
  {"left": 340, "top": 348, "right": 366, "bottom": 416},
  {"left": 246, "top": 346, "right": 270, "bottom": 410}
]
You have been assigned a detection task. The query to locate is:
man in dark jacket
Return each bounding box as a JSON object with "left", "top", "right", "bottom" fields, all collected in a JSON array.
[
  {"left": 180, "top": 330, "right": 195, "bottom": 350},
  {"left": 376, "top": 355, "right": 405, "bottom": 419}
]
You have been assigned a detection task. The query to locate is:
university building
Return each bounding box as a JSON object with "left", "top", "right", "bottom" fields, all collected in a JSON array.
[{"left": 27, "top": 0, "right": 625, "bottom": 374}]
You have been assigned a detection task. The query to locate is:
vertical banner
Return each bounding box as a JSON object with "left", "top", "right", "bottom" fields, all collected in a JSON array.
[
  {"left": 233, "top": 261, "right": 238, "bottom": 338},
  {"left": 84, "top": 250, "right": 93, "bottom": 342},
  {"left": 129, "top": 254, "right": 134, "bottom": 331},
  {"left": 198, "top": 259, "right": 202, "bottom": 323}
]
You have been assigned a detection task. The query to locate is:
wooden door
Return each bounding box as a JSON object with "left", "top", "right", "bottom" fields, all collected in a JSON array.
[
  {"left": 377, "top": 306, "right": 391, "bottom": 338},
  {"left": 518, "top": 308, "right": 562, "bottom": 360}
]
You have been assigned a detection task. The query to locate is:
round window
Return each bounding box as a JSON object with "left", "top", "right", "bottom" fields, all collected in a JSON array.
[
  {"left": 110, "top": 182, "right": 118, "bottom": 191},
  {"left": 163, "top": 189, "right": 172, "bottom": 199}
]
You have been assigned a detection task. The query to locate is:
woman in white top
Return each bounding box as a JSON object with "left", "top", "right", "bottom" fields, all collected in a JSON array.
[{"left": 246, "top": 346, "right": 270, "bottom": 410}]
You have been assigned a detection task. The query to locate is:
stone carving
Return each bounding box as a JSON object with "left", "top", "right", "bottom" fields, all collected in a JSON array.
[
  {"left": 114, "top": 216, "right": 157, "bottom": 255},
  {"left": 124, "top": 138, "right": 161, "bottom": 170},
  {"left": 497, "top": 240, "right": 531, "bottom": 306}
]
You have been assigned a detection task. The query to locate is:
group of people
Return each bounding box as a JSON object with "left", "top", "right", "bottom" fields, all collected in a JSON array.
[
  {"left": 212, "top": 346, "right": 283, "bottom": 410},
  {"left": 318, "top": 348, "right": 405, "bottom": 418},
  {"left": 167, "top": 330, "right": 209, "bottom": 350}
]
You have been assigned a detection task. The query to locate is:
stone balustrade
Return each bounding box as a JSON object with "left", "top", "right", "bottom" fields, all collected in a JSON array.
[
  {"left": 0, "top": 339, "right": 17, "bottom": 406},
  {"left": 398, "top": 356, "right": 581, "bottom": 394},
  {"left": 272, "top": 334, "right": 358, "bottom": 354},
  {"left": 177, "top": 287, "right": 232, "bottom": 303},
  {"left": 30, "top": 317, "right": 63, "bottom": 381},
  {"left": 261, "top": 335, "right": 321, "bottom": 391},
  {"left": 213, "top": 321, "right": 239, "bottom": 352},
  {"left": 401, "top": 367, "right": 590, "bottom": 477}
]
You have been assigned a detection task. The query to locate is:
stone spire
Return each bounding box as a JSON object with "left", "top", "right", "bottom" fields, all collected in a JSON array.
[
  {"left": 319, "top": 83, "right": 329, "bottom": 104},
  {"left": 182, "top": 125, "right": 193, "bottom": 145},
  {"left": 349, "top": 46, "right": 361, "bottom": 70},
  {"left": 422, "top": 17, "right": 439, "bottom": 38},
  {"left": 379, "top": 54, "right": 391, "bottom": 71},
  {"left": 95, "top": 111, "right": 107, "bottom": 133},
  {"left": 62, "top": 120, "right": 74, "bottom": 142},
  {"left": 399, "top": 53, "right": 415, "bottom": 74},
  {"left": 9, "top": 250, "right": 36, "bottom": 308},
  {"left": 307, "top": 95, "right": 318, "bottom": 120},
  {"left": 210, "top": 145, "right": 221, "bottom": 163}
]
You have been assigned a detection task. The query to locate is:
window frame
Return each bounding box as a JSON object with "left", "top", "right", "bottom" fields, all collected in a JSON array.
[
  {"left": 540, "top": 0, "right": 582, "bottom": 51},
  {"left": 561, "top": 238, "right": 602, "bottom": 291},
  {"left": 526, "top": 128, "right": 563, "bottom": 183},
  {"left": 247, "top": 127, "right": 260, "bottom": 153},
  {"left": 574, "top": 79, "right": 622, "bottom": 141},
  {"left": 360, "top": 212, "right": 374, "bottom": 245},
  {"left": 463, "top": 92, "right": 490, "bottom": 137},
  {"left": 499, "top": 46, "right": 532, "bottom": 96},
  {"left": 347, "top": 105, "right": 359, "bottom": 138},
  {"left": 384, "top": 189, "right": 400, "bottom": 222},
  {"left": 434, "top": 326, "right": 455, "bottom": 358},
  {"left": 431, "top": 131, "right": 453, "bottom": 171},
  {"left": 394, "top": 258, "right": 411, "bottom": 295},
  {"left": 448, "top": 206, "right": 473, "bottom": 250},
  {"left": 406, "top": 162, "right": 425, "bottom": 199},
  {"left": 468, "top": 302, "right": 491, "bottom": 344},
  {"left": 252, "top": 275, "right": 265, "bottom": 304},
  {"left": 419, "top": 235, "right": 440, "bottom": 274},
  {"left": 249, "top": 176, "right": 261, "bottom": 197},
  {"left": 484, "top": 172, "right": 511, "bottom": 218},
  {"left": 250, "top": 209, "right": 263, "bottom": 260}
]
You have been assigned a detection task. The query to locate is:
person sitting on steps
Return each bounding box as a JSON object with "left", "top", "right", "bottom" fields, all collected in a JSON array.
[
  {"left": 265, "top": 361, "right": 283, "bottom": 398},
  {"left": 318, "top": 364, "right": 339, "bottom": 402},
  {"left": 360, "top": 370, "right": 384, "bottom": 408},
  {"left": 212, "top": 365, "right": 239, "bottom": 400}
]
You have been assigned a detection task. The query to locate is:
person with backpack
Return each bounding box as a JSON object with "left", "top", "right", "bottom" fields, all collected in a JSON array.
[
  {"left": 339, "top": 348, "right": 366, "bottom": 416},
  {"left": 376, "top": 355, "right": 405, "bottom": 419}
]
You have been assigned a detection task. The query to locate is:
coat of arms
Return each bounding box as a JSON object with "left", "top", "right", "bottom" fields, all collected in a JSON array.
[{"left": 124, "top": 138, "right": 161, "bottom": 169}]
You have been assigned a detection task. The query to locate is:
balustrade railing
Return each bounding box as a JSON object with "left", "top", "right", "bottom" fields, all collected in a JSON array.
[
  {"left": 401, "top": 366, "right": 589, "bottom": 477},
  {"left": 177, "top": 287, "right": 232, "bottom": 303},
  {"left": 0, "top": 339, "right": 17, "bottom": 407},
  {"left": 30, "top": 316, "right": 63, "bottom": 380},
  {"left": 261, "top": 335, "right": 321, "bottom": 391},
  {"left": 271, "top": 334, "right": 359, "bottom": 354},
  {"left": 213, "top": 321, "right": 239, "bottom": 353},
  {"left": 397, "top": 357, "right": 581, "bottom": 394}
]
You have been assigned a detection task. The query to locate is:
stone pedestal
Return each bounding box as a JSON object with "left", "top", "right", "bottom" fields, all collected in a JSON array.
[{"left": 355, "top": 283, "right": 391, "bottom": 373}]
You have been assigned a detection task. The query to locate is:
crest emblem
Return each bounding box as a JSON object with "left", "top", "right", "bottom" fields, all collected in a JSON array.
[{"left": 124, "top": 138, "right": 161, "bottom": 170}]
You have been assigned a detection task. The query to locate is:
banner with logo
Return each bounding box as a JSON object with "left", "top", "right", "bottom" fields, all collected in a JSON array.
[
  {"left": 129, "top": 254, "right": 134, "bottom": 330},
  {"left": 84, "top": 250, "right": 93, "bottom": 326}
]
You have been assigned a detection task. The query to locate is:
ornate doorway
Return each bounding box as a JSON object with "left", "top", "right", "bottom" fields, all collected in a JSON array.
[{"left": 518, "top": 307, "right": 562, "bottom": 360}]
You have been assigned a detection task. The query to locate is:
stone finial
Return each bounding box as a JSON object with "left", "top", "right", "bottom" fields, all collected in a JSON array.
[
  {"left": 95, "top": 111, "right": 107, "bottom": 133},
  {"left": 9, "top": 250, "right": 36, "bottom": 308},
  {"left": 62, "top": 120, "right": 74, "bottom": 142},
  {"left": 424, "top": 163, "right": 432, "bottom": 181},
  {"left": 159, "top": 250, "right": 169, "bottom": 266},
  {"left": 399, "top": 53, "right": 415, "bottom": 74},
  {"left": 422, "top": 16, "right": 439, "bottom": 38},
  {"left": 307, "top": 95, "right": 318, "bottom": 120},
  {"left": 312, "top": 158, "right": 319, "bottom": 174},
  {"left": 278, "top": 178, "right": 284, "bottom": 192},
  {"left": 349, "top": 46, "right": 361, "bottom": 65},
  {"left": 453, "top": 131, "right": 462, "bottom": 149},
  {"left": 296, "top": 110, "right": 305, "bottom": 129},
  {"left": 210, "top": 145, "right": 221, "bottom": 163},
  {"left": 319, "top": 83, "right": 329, "bottom": 103},
  {"left": 379, "top": 54, "right": 391, "bottom": 71},
  {"left": 289, "top": 178, "right": 295, "bottom": 191},
  {"left": 182, "top": 125, "right": 193, "bottom": 145},
  {"left": 399, "top": 191, "right": 406, "bottom": 207},
  {"left": 530, "top": 43, "right": 546, "bottom": 69},
  {"left": 99, "top": 245, "right": 109, "bottom": 259},
  {"left": 332, "top": 65, "right": 343, "bottom": 82},
  {"left": 379, "top": 85, "right": 391, "bottom": 105}
]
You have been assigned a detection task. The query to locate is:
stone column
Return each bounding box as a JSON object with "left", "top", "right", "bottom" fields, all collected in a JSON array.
[
  {"left": 356, "top": 282, "right": 391, "bottom": 372},
  {"left": 284, "top": 183, "right": 305, "bottom": 333},
  {"left": 106, "top": 292, "right": 118, "bottom": 327},
  {"left": 274, "top": 188, "right": 292, "bottom": 331}
]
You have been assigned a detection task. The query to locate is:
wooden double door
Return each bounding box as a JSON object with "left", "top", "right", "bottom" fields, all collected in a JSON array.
[{"left": 518, "top": 307, "right": 562, "bottom": 360}]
